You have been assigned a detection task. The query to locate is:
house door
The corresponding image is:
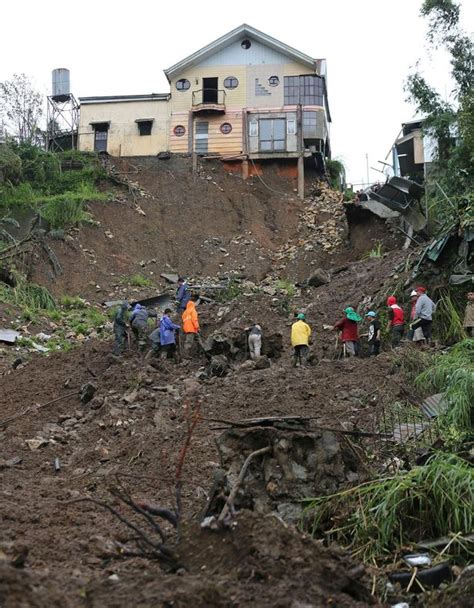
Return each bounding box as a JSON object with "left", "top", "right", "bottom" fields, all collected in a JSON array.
[
  {"left": 259, "top": 118, "right": 286, "bottom": 152},
  {"left": 202, "top": 77, "right": 218, "bottom": 103},
  {"left": 195, "top": 122, "right": 209, "bottom": 153},
  {"left": 94, "top": 125, "right": 109, "bottom": 152}
]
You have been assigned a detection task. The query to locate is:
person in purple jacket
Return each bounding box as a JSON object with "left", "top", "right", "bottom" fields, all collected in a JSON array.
[
  {"left": 176, "top": 278, "right": 191, "bottom": 312},
  {"left": 158, "top": 308, "right": 181, "bottom": 362}
]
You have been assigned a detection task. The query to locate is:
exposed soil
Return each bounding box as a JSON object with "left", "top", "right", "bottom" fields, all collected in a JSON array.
[{"left": 1, "top": 156, "right": 447, "bottom": 607}]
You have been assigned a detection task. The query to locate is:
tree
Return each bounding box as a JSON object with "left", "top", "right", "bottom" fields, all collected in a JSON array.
[
  {"left": 0, "top": 74, "right": 43, "bottom": 145},
  {"left": 405, "top": 0, "right": 473, "bottom": 210}
]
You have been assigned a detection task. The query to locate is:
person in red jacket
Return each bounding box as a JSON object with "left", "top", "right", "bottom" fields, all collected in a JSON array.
[
  {"left": 333, "top": 307, "right": 361, "bottom": 356},
  {"left": 386, "top": 295, "right": 405, "bottom": 347}
]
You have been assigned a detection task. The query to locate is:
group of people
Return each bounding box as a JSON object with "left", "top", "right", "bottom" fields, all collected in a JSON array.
[
  {"left": 289, "top": 286, "right": 436, "bottom": 366},
  {"left": 113, "top": 278, "right": 200, "bottom": 361},
  {"left": 113, "top": 279, "right": 440, "bottom": 367}
]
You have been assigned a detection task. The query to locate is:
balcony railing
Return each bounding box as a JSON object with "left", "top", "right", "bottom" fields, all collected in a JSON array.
[{"left": 192, "top": 89, "right": 226, "bottom": 112}]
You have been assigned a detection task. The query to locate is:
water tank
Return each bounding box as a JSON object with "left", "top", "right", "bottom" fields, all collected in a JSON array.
[{"left": 52, "top": 68, "right": 70, "bottom": 97}]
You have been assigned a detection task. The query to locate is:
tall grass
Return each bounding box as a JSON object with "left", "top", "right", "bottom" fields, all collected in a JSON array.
[
  {"left": 433, "top": 289, "right": 467, "bottom": 344},
  {"left": 0, "top": 280, "right": 56, "bottom": 311},
  {"left": 416, "top": 339, "right": 473, "bottom": 440},
  {"left": 303, "top": 453, "right": 473, "bottom": 562}
]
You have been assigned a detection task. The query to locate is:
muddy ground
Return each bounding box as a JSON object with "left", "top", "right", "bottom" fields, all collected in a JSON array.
[{"left": 0, "top": 157, "right": 456, "bottom": 607}]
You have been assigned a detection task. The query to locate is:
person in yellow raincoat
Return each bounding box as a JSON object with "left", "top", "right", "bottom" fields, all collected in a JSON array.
[{"left": 291, "top": 313, "right": 312, "bottom": 367}]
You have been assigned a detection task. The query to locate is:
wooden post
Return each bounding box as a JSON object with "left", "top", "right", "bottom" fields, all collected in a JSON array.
[
  {"left": 242, "top": 159, "right": 249, "bottom": 180},
  {"left": 192, "top": 152, "right": 198, "bottom": 174}
]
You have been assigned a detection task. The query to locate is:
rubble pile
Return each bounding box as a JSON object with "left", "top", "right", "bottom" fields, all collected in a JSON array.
[
  {"left": 214, "top": 420, "right": 362, "bottom": 525},
  {"left": 274, "top": 181, "right": 347, "bottom": 264}
]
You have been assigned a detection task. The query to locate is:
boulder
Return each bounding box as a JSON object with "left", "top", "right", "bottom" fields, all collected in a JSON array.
[{"left": 307, "top": 269, "right": 331, "bottom": 287}]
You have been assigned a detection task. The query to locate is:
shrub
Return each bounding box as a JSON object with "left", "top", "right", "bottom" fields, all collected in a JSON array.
[{"left": 304, "top": 453, "right": 474, "bottom": 562}]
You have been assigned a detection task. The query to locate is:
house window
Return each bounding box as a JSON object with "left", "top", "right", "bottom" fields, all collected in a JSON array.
[
  {"left": 241, "top": 39, "right": 251, "bottom": 49},
  {"left": 268, "top": 76, "right": 279, "bottom": 87},
  {"left": 220, "top": 122, "right": 232, "bottom": 134},
  {"left": 176, "top": 79, "right": 190, "bottom": 91},
  {"left": 303, "top": 111, "right": 318, "bottom": 136},
  {"left": 284, "top": 75, "right": 324, "bottom": 105},
  {"left": 259, "top": 118, "right": 286, "bottom": 152},
  {"left": 287, "top": 118, "right": 296, "bottom": 135},
  {"left": 249, "top": 121, "right": 258, "bottom": 137},
  {"left": 173, "top": 125, "right": 186, "bottom": 137},
  {"left": 224, "top": 76, "right": 239, "bottom": 89},
  {"left": 136, "top": 120, "right": 153, "bottom": 136}
]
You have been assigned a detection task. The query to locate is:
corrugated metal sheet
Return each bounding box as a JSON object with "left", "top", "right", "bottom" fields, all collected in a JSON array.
[{"left": 421, "top": 393, "right": 448, "bottom": 418}]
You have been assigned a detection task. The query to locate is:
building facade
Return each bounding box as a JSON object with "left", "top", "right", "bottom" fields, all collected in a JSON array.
[{"left": 78, "top": 24, "right": 331, "bottom": 177}]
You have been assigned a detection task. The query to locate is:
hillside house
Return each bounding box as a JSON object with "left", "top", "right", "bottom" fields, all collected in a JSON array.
[{"left": 78, "top": 24, "right": 331, "bottom": 194}]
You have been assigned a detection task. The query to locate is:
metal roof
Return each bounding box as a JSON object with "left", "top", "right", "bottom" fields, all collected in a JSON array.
[
  {"left": 164, "top": 24, "right": 320, "bottom": 81},
  {"left": 79, "top": 94, "right": 169, "bottom": 104}
]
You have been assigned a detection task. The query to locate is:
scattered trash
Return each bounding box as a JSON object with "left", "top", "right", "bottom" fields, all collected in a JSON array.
[
  {"left": 0, "top": 329, "right": 20, "bottom": 344},
  {"left": 25, "top": 438, "right": 49, "bottom": 451},
  {"left": 54, "top": 457, "right": 61, "bottom": 472},
  {"left": 403, "top": 553, "right": 432, "bottom": 567},
  {"left": 389, "top": 562, "right": 452, "bottom": 592}
]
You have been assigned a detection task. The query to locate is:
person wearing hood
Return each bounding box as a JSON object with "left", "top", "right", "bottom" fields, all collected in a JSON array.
[
  {"left": 159, "top": 308, "right": 181, "bottom": 362},
  {"left": 291, "top": 313, "right": 312, "bottom": 367},
  {"left": 130, "top": 304, "right": 154, "bottom": 350},
  {"left": 113, "top": 301, "right": 130, "bottom": 355},
  {"left": 182, "top": 295, "right": 200, "bottom": 357},
  {"left": 333, "top": 307, "right": 361, "bottom": 356},
  {"left": 386, "top": 296, "right": 405, "bottom": 347},
  {"left": 408, "top": 290, "right": 418, "bottom": 341},
  {"left": 411, "top": 286, "right": 436, "bottom": 343},
  {"left": 365, "top": 311, "right": 381, "bottom": 356},
  {"left": 176, "top": 277, "right": 191, "bottom": 312},
  {"left": 247, "top": 323, "right": 263, "bottom": 360}
]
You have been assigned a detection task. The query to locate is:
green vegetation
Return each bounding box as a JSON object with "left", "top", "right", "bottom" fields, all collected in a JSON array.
[
  {"left": 276, "top": 279, "right": 296, "bottom": 297},
  {"left": 215, "top": 279, "right": 242, "bottom": 303},
  {"left": 363, "top": 241, "right": 383, "bottom": 259},
  {"left": 432, "top": 288, "right": 467, "bottom": 344},
  {"left": 325, "top": 159, "right": 346, "bottom": 191},
  {"left": 121, "top": 273, "right": 154, "bottom": 288},
  {"left": 0, "top": 279, "right": 56, "bottom": 311},
  {"left": 405, "top": 0, "right": 473, "bottom": 230},
  {"left": 0, "top": 144, "right": 107, "bottom": 234},
  {"left": 304, "top": 453, "right": 473, "bottom": 562},
  {"left": 416, "top": 339, "right": 473, "bottom": 445}
]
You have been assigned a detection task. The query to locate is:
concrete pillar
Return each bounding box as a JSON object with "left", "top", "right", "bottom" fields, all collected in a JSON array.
[
  {"left": 298, "top": 156, "right": 304, "bottom": 199},
  {"left": 242, "top": 159, "right": 249, "bottom": 180}
]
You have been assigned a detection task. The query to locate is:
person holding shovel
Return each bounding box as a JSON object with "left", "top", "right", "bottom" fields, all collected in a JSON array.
[{"left": 333, "top": 307, "right": 361, "bottom": 356}]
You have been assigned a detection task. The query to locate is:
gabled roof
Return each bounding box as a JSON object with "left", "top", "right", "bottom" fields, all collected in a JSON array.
[{"left": 164, "top": 24, "right": 319, "bottom": 81}]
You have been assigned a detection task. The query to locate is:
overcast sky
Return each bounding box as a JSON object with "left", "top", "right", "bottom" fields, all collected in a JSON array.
[{"left": 1, "top": 0, "right": 472, "bottom": 184}]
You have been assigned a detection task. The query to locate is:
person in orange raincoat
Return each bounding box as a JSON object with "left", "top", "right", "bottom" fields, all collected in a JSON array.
[{"left": 182, "top": 296, "right": 200, "bottom": 357}]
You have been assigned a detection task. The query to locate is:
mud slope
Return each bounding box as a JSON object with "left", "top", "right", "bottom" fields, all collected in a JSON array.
[{"left": 31, "top": 156, "right": 402, "bottom": 300}]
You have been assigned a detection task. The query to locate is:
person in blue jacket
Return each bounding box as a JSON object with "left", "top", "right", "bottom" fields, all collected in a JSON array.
[
  {"left": 159, "top": 308, "right": 181, "bottom": 362},
  {"left": 176, "top": 277, "right": 191, "bottom": 312}
]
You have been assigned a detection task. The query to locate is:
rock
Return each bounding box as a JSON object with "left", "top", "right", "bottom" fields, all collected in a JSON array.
[
  {"left": 307, "top": 268, "right": 331, "bottom": 287},
  {"left": 254, "top": 355, "right": 271, "bottom": 370},
  {"left": 80, "top": 383, "right": 97, "bottom": 404},
  {"left": 238, "top": 360, "right": 256, "bottom": 373},
  {"left": 25, "top": 437, "right": 49, "bottom": 450},
  {"left": 0, "top": 456, "right": 22, "bottom": 469},
  {"left": 207, "top": 355, "right": 229, "bottom": 377},
  {"left": 123, "top": 389, "right": 138, "bottom": 404}
]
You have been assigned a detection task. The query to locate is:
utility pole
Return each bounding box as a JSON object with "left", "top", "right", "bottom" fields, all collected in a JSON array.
[{"left": 365, "top": 153, "right": 370, "bottom": 186}]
